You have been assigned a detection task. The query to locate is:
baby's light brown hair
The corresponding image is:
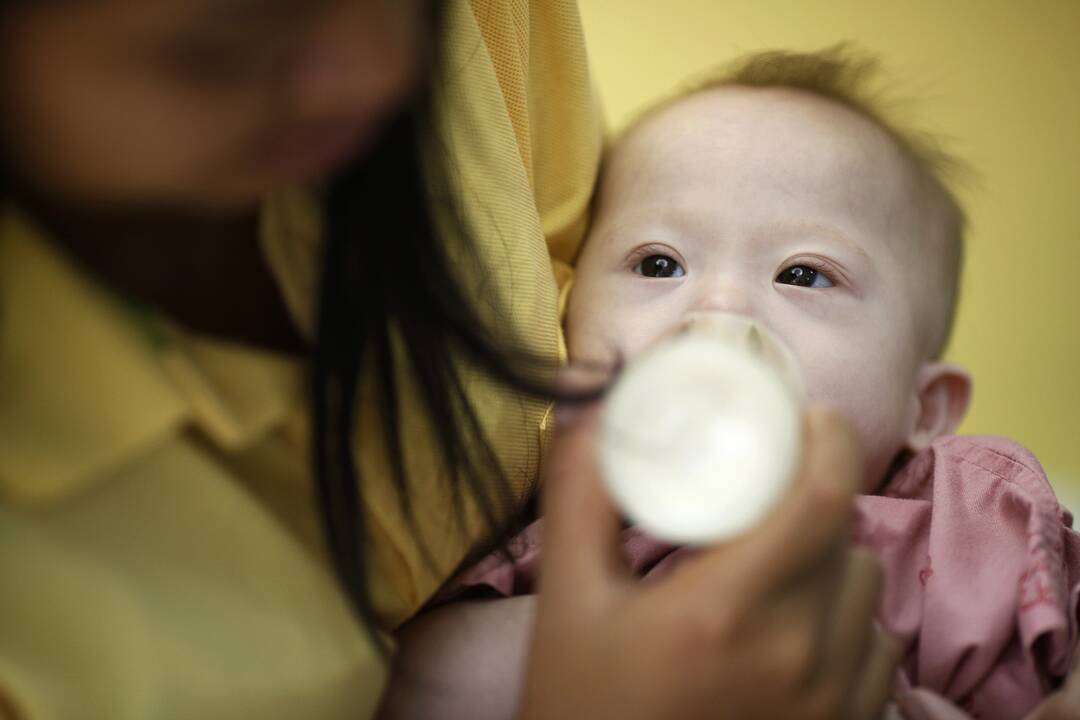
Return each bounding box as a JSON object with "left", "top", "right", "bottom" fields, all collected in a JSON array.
[{"left": 619, "top": 45, "right": 967, "bottom": 358}]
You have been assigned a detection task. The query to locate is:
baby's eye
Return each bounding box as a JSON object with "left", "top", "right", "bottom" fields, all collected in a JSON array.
[
  {"left": 634, "top": 255, "right": 685, "bottom": 278},
  {"left": 775, "top": 264, "right": 833, "bottom": 288}
]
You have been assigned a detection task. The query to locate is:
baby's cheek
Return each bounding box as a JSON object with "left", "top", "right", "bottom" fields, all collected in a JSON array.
[
  {"left": 565, "top": 308, "right": 628, "bottom": 365},
  {"left": 800, "top": 360, "right": 909, "bottom": 486},
  {"left": 566, "top": 298, "right": 672, "bottom": 367}
]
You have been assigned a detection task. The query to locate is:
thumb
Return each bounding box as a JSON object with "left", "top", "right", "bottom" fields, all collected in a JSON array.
[
  {"left": 1055, "top": 648, "right": 1080, "bottom": 712},
  {"left": 538, "top": 402, "right": 629, "bottom": 606},
  {"left": 1021, "top": 650, "right": 1080, "bottom": 719}
]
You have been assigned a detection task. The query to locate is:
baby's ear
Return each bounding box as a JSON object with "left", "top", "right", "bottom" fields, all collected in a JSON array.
[{"left": 907, "top": 362, "right": 972, "bottom": 452}]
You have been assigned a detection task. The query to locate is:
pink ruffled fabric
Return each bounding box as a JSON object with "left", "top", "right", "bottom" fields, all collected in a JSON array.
[{"left": 440, "top": 436, "right": 1080, "bottom": 719}]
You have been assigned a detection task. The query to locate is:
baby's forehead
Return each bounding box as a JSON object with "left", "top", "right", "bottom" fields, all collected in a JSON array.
[
  {"left": 616, "top": 86, "right": 916, "bottom": 197},
  {"left": 606, "top": 88, "right": 929, "bottom": 248}
]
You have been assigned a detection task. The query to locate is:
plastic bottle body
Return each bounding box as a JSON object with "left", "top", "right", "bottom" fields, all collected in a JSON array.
[{"left": 600, "top": 315, "right": 803, "bottom": 544}]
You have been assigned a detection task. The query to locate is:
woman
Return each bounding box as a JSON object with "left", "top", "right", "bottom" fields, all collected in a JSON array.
[{"left": 3, "top": 1, "right": 1061, "bottom": 718}]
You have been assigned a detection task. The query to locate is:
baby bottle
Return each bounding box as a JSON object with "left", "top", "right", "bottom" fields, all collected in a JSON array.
[{"left": 600, "top": 313, "right": 804, "bottom": 544}]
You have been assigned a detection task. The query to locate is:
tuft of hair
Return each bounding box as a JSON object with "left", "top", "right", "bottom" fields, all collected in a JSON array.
[{"left": 624, "top": 44, "right": 969, "bottom": 358}]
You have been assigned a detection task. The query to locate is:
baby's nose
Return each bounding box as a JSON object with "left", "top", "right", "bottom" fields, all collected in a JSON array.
[{"left": 694, "top": 278, "right": 756, "bottom": 321}]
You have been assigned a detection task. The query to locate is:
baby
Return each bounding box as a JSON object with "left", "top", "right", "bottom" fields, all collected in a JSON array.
[{"left": 380, "top": 48, "right": 1080, "bottom": 720}]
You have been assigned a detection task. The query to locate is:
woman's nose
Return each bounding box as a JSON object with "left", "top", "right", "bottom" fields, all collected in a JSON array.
[{"left": 286, "top": 2, "right": 421, "bottom": 125}]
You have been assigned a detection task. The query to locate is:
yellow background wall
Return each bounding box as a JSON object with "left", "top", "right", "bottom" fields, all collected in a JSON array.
[{"left": 578, "top": 0, "right": 1080, "bottom": 496}]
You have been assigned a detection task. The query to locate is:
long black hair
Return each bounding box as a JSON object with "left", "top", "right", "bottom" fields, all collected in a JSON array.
[{"left": 311, "top": 4, "right": 594, "bottom": 649}]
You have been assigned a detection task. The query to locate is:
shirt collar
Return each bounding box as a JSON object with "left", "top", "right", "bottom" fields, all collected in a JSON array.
[{"left": 0, "top": 208, "right": 303, "bottom": 507}]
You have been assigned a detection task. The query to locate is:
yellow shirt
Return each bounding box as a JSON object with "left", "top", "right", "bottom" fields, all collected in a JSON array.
[{"left": 0, "top": 1, "right": 601, "bottom": 717}]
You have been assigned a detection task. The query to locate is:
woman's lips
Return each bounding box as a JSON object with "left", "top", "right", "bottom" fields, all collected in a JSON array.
[{"left": 266, "top": 119, "right": 376, "bottom": 179}]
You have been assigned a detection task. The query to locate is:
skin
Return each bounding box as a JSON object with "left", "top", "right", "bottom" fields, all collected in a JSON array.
[{"left": 567, "top": 85, "right": 972, "bottom": 488}]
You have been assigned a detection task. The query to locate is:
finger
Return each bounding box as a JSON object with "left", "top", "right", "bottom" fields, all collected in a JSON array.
[
  {"left": 1064, "top": 644, "right": 1080, "bottom": 689},
  {"left": 815, "top": 547, "right": 883, "bottom": 688},
  {"left": 1049, "top": 647, "right": 1080, "bottom": 716},
  {"left": 733, "top": 405, "right": 863, "bottom": 593},
  {"left": 538, "top": 402, "right": 629, "bottom": 604},
  {"left": 1025, "top": 646, "right": 1080, "bottom": 720},
  {"left": 847, "top": 623, "right": 902, "bottom": 720}
]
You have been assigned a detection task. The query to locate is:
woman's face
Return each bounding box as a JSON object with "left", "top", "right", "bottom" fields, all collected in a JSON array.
[{"left": 0, "top": 0, "right": 424, "bottom": 211}]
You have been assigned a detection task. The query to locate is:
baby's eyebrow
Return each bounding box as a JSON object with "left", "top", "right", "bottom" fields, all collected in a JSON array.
[
  {"left": 598, "top": 216, "right": 679, "bottom": 249},
  {"left": 768, "top": 222, "right": 874, "bottom": 265}
]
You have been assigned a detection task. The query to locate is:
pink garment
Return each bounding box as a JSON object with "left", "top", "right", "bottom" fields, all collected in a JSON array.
[{"left": 441, "top": 436, "right": 1080, "bottom": 719}]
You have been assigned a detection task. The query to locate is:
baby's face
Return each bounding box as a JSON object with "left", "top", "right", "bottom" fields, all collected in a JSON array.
[{"left": 567, "top": 87, "right": 943, "bottom": 487}]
